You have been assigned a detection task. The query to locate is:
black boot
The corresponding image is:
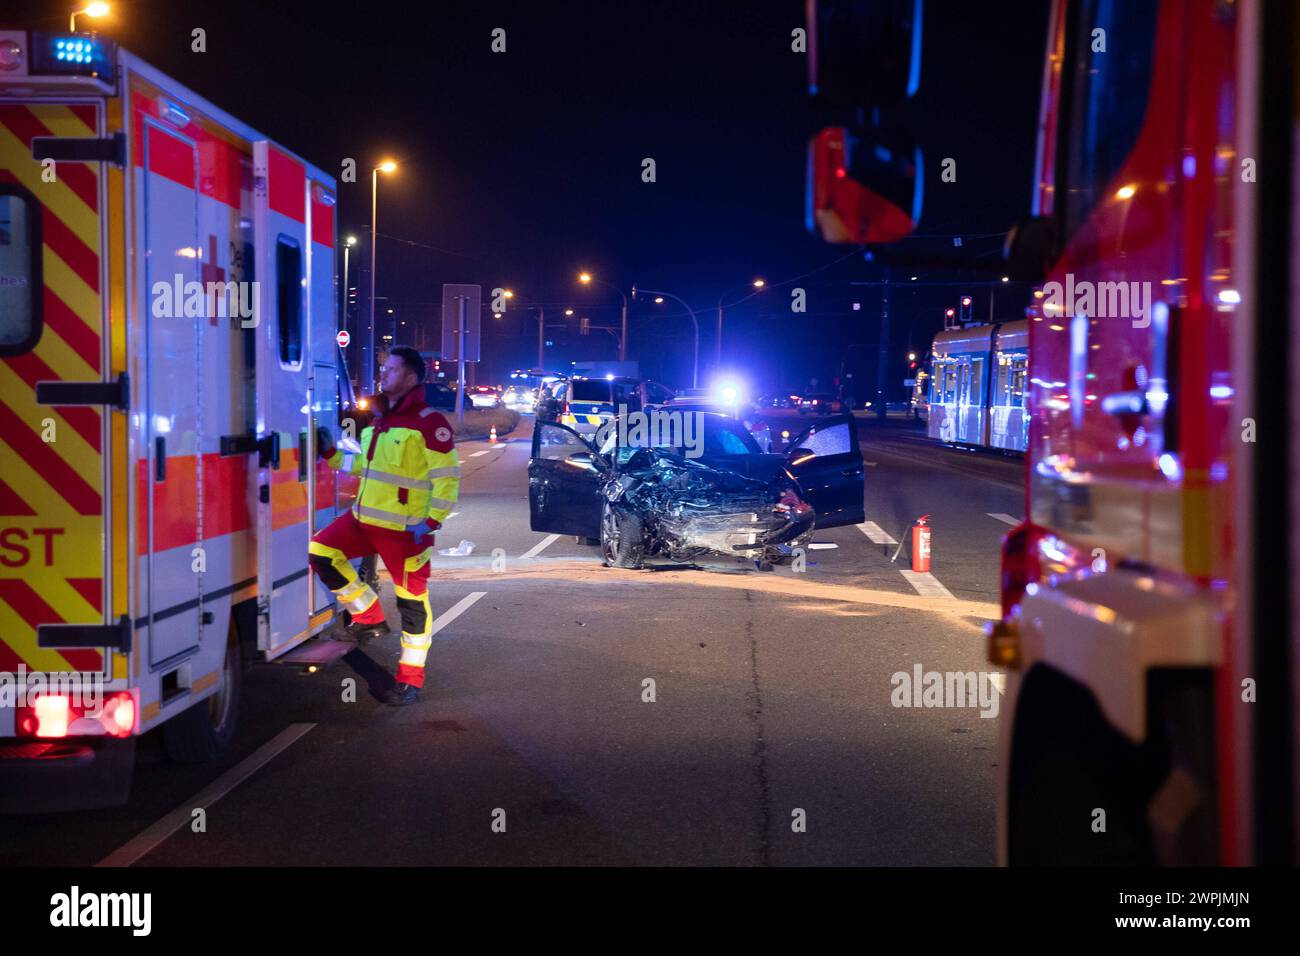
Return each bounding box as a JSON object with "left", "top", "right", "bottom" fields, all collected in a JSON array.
[
  {"left": 384, "top": 681, "right": 421, "bottom": 706},
  {"left": 343, "top": 618, "right": 391, "bottom": 644}
]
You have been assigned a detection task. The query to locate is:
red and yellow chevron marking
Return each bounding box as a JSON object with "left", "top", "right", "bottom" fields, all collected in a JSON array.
[{"left": 0, "top": 102, "right": 106, "bottom": 674}]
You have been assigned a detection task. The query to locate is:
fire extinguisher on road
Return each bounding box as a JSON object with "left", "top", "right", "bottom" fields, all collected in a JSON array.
[{"left": 912, "top": 514, "right": 932, "bottom": 573}]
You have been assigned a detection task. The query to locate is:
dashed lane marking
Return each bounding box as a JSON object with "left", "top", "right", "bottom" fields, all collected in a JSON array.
[
  {"left": 429, "top": 591, "right": 487, "bottom": 639},
  {"left": 520, "top": 533, "right": 561, "bottom": 559},
  {"left": 468, "top": 450, "right": 491, "bottom": 458},
  {"left": 97, "top": 722, "right": 317, "bottom": 867},
  {"left": 987, "top": 513, "right": 1020, "bottom": 526},
  {"left": 808, "top": 543, "right": 839, "bottom": 550},
  {"left": 856, "top": 521, "right": 898, "bottom": 545},
  {"left": 900, "top": 570, "right": 956, "bottom": 599}
]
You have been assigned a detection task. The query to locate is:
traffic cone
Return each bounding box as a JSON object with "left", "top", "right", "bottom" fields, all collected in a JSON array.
[{"left": 489, "top": 425, "right": 498, "bottom": 443}]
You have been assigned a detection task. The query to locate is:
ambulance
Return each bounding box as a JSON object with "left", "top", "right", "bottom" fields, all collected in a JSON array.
[{"left": 0, "top": 29, "right": 349, "bottom": 810}]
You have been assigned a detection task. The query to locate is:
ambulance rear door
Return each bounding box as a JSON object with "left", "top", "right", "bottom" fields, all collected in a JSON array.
[
  {"left": 0, "top": 95, "right": 118, "bottom": 689},
  {"left": 251, "top": 141, "right": 312, "bottom": 658}
]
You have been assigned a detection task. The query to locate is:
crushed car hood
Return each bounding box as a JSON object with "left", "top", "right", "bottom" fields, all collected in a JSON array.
[{"left": 606, "top": 448, "right": 812, "bottom": 560}]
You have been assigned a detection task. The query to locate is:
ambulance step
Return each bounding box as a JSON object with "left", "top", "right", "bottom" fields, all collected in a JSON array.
[{"left": 279, "top": 637, "right": 354, "bottom": 667}]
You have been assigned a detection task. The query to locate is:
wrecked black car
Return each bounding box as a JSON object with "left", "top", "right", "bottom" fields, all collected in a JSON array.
[{"left": 527, "top": 411, "right": 865, "bottom": 569}]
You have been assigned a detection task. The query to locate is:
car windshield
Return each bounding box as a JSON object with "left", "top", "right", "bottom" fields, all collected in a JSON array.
[
  {"left": 599, "top": 413, "right": 761, "bottom": 462},
  {"left": 570, "top": 380, "right": 613, "bottom": 402}
]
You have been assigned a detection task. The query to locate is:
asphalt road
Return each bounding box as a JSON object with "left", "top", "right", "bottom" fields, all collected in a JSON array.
[{"left": 1, "top": 411, "right": 1024, "bottom": 866}]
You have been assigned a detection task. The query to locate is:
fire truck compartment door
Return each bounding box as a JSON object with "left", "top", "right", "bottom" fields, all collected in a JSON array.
[
  {"left": 1017, "top": 568, "right": 1222, "bottom": 743},
  {"left": 252, "top": 141, "right": 313, "bottom": 657}
]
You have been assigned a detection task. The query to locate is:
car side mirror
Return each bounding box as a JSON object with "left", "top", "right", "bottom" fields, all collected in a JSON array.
[
  {"left": 1003, "top": 215, "right": 1059, "bottom": 283},
  {"left": 564, "top": 451, "right": 598, "bottom": 471}
]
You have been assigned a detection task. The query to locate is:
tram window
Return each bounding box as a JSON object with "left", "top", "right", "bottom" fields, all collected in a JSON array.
[
  {"left": 1009, "top": 357, "right": 1028, "bottom": 406},
  {"left": 276, "top": 235, "right": 303, "bottom": 367},
  {"left": 969, "top": 358, "right": 984, "bottom": 405},
  {"left": 944, "top": 365, "right": 958, "bottom": 403},
  {"left": 0, "top": 187, "right": 41, "bottom": 355}
]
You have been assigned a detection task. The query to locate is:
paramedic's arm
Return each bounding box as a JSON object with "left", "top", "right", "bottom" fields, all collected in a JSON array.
[
  {"left": 420, "top": 417, "right": 460, "bottom": 528},
  {"left": 317, "top": 425, "right": 365, "bottom": 475}
]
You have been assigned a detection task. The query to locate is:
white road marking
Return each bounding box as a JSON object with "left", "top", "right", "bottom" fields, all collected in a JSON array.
[
  {"left": 856, "top": 521, "right": 898, "bottom": 545},
  {"left": 520, "top": 533, "right": 561, "bottom": 559},
  {"left": 430, "top": 591, "right": 487, "bottom": 638},
  {"left": 900, "top": 570, "right": 956, "bottom": 599},
  {"left": 987, "top": 513, "right": 1021, "bottom": 526},
  {"left": 864, "top": 461, "right": 878, "bottom": 467},
  {"left": 808, "top": 543, "right": 839, "bottom": 550},
  {"left": 97, "top": 722, "right": 316, "bottom": 867},
  {"left": 447, "top": 512, "right": 459, "bottom": 519},
  {"left": 468, "top": 450, "right": 491, "bottom": 458}
]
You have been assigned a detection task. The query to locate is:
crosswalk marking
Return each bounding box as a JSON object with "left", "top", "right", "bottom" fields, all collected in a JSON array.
[
  {"left": 807, "top": 543, "right": 839, "bottom": 550},
  {"left": 856, "top": 521, "right": 898, "bottom": 545},
  {"left": 987, "top": 513, "right": 1020, "bottom": 526},
  {"left": 900, "top": 570, "right": 956, "bottom": 599}
]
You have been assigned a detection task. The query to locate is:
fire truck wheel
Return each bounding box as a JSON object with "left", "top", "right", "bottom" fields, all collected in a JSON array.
[
  {"left": 164, "top": 630, "right": 241, "bottom": 763},
  {"left": 1006, "top": 663, "right": 1159, "bottom": 865}
]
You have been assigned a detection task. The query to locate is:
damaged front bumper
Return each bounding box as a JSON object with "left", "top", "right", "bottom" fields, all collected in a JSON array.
[
  {"left": 608, "top": 448, "right": 816, "bottom": 564},
  {"left": 656, "top": 509, "right": 814, "bottom": 557}
]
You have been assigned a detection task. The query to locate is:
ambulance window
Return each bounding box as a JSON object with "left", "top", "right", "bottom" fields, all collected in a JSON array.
[
  {"left": 0, "top": 187, "right": 41, "bottom": 355},
  {"left": 276, "top": 235, "right": 303, "bottom": 366}
]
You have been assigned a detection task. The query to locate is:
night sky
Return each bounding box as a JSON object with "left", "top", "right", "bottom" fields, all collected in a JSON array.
[{"left": 11, "top": 0, "right": 1048, "bottom": 391}]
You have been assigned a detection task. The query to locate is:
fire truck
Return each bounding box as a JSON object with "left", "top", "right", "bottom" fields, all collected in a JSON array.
[
  {"left": 0, "top": 29, "right": 349, "bottom": 810},
  {"left": 808, "top": 0, "right": 1297, "bottom": 864}
]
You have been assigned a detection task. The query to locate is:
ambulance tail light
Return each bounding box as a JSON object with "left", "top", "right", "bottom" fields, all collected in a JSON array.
[
  {"left": 103, "top": 693, "right": 136, "bottom": 738},
  {"left": 20, "top": 695, "right": 72, "bottom": 739},
  {"left": 17, "top": 691, "right": 137, "bottom": 739}
]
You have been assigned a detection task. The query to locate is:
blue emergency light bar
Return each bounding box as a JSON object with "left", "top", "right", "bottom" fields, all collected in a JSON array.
[{"left": 30, "top": 33, "right": 115, "bottom": 83}]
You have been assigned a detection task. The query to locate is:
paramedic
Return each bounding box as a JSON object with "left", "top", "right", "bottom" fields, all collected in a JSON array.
[{"left": 311, "top": 346, "right": 459, "bottom": 705}]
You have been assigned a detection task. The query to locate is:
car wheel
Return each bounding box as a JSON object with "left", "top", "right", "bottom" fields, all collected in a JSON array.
[{"left": 600, "top": 502, "right": 644, "bottom": 569}]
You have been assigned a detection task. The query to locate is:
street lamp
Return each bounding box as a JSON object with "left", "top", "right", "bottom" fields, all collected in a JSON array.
[
  {"left": 367, "top": 159, "right": 397, "bottom": 394},
  {"left": 638, "top": 287, "right": 700, "bottom": 388},
  {"left": 342, "top": 235, "right": 357, "bottom": 379},
  {"left": 716, "top": 278, "right": 766, "bottom": 372},
  {"left": 577, "top": 271, "right": 629, "bottom": 362},
  {"left": 70, "top": 2, "right": 109, "bottom": 31}
]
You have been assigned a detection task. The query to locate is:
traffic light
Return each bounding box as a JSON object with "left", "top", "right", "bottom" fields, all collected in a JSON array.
[
  {"left": 960, "top": 295, "right": 973, "bottom": 323},
  {"left": 579, "top": 316, "right": 590, "bottom": 335}
]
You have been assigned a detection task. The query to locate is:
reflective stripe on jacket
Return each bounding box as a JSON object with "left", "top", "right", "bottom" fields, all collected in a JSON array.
[{"left": 328, "top": 389, "right": 460, "bottom": 532}]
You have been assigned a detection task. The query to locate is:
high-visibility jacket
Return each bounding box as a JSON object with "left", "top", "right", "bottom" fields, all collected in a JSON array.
[{"left": 329, "top": 388, "right": 460, "bottom": 532}]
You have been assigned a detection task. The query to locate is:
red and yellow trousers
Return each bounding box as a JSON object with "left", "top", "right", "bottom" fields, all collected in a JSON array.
[{"left": 309, "top": 510, "right": 435, "bottom": 687}]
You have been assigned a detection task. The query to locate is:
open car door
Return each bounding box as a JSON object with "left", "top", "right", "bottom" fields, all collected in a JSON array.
[
  {"left": 784, "top": 413, "right": 865, "bottom": 528},
  {"left": 528, "top": 420, "right": 604, "bottom": 538}
]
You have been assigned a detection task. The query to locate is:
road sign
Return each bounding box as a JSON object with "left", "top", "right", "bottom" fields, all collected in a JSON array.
[
  {"left": 336, "top": 329, "right": 350, "bottom": 348},
  {"left": 441, "top": 284, "right": 481, "bottom": 363}
]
